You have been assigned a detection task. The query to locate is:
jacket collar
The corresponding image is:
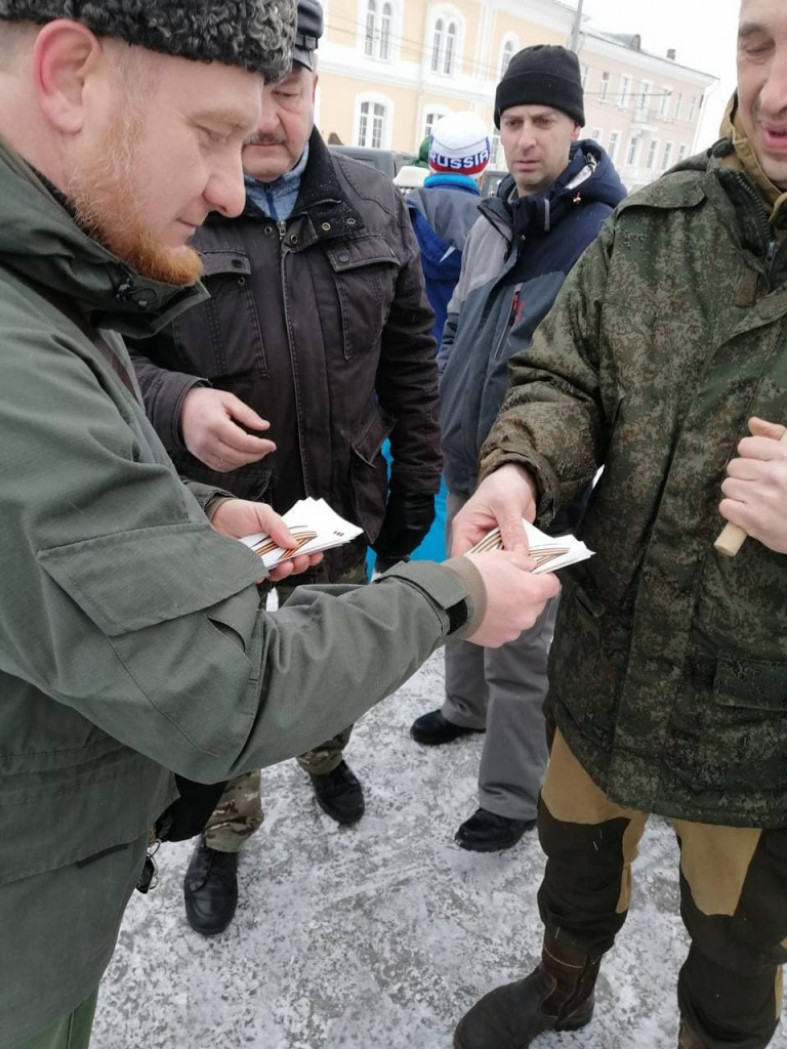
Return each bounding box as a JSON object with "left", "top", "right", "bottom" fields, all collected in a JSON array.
[
  {"left": 0, "top": 136, "right": 206, "bottom": 337},
  {"left": 239, "top": 129, "right": 366, "bottom": 242}
]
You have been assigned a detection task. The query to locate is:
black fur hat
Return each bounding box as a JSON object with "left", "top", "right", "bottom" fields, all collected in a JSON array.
[{"left": 0, "top": 0, "right": 297, "bottom": 81}]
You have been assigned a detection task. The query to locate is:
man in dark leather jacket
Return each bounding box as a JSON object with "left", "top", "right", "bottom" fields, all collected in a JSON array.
[{"left": 130, "top": 0, "right": 441, "bottom": 936}]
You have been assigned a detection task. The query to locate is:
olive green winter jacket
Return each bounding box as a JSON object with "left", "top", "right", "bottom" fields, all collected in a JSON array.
[
  {"left": 482, "top": 142, "right": 787, "bottom": 828},
  {"left": 0, "top": 139, "right": 477, "bottom": 1047}
]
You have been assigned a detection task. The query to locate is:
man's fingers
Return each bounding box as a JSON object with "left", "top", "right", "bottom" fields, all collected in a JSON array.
[
  {"left": 748, "top": 417, "right": 786, "bottom": 441},
  {"left": 226, "top": 396, "right": 271, "bottom": 434},
  {"left": 497, "top": 507, "right": 531, "bottom": 552}
]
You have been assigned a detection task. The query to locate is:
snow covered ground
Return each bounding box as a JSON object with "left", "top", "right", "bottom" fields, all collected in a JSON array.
[{"left": 91, "top": 650, "right": 731, "bottom": 1049}]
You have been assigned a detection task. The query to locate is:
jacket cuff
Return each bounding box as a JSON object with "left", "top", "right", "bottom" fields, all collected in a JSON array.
[
  {"left": 171, "top": 377, "right": 211, "bottom": 452},
  {"left": 182, "top": 481, "right": 234, "bottom": 519},
  {"left": 374, "top": 559, "right": 480, "bottom": 638}
]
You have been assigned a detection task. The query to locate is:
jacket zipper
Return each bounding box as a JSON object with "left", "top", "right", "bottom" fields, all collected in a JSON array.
[
  {"left": 731, "top": 171, "right": 777, "bottom": 280},
  {"left": 492, "top": 283, "right": 523, "bottom": 361}
]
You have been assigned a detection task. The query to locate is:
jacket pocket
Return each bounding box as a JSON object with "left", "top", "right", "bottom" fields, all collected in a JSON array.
[
  {"left": 172, "top": 250, "right": 268, "bottom": 381},
  {"left": 694, "top": 655, "right": 787, "bottom": 795},
  {"left": 550, "top": 574, "right": 621, "bottom": 744},
  {"left": 325, "top": 238, "right": 399, "bottom": 359},
  {"left": 349, "top": 406, "right": 396, "bottom": 541}
]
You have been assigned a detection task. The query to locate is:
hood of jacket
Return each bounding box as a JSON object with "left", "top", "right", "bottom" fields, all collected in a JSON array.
[
  {"left": 481, "top": 139, "right": 626, "bottom": 245},
  {"left": 404, "top": 181, "right": 482, "bottom": 276},
  {"left": 0, "top": 136, "right": 206, "bottom": 337}
]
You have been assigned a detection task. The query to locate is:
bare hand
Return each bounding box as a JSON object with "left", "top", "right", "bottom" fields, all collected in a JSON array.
[
  {"left": 181, "top": 388, "right": 275, "bottom": 471},
  {"left": 210, "top": 499, "right": 323, "bottom": 583},
  {"left": 719, "top": 417, "right": 787, "bottom": 554},
  {"left": 463, "top": 548, "right": 560, "bottom": 648},
  {"left": 451, "top": 464, "right": 539, "bottom": 556}
]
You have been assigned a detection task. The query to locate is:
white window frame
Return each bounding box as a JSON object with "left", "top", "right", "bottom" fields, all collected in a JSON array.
[
  {"left": 659, "top": 86, "right": 672, "bottom": 119},
  {"left": 638, "top": 80, "right": 652, "bottom": 115},
  {"left": 619, "top": 75, "right": 631, "bottom": 109},
  {"left": 427, "top": 4, "right": 464, "bottom": 78},
  {"left": 599, "top": 71, "right": 610, "bottom": 103},
  {"left": 499, "top": 34, "right": 518, "bottom": 79},
  {"left": 490, "top": 130, "right": 503, "bottom": 168},
  {"left": 422, "top": 104, "right": 451, "bottom": 144},
  {"left": 646, "top": 138, "right": 659, "bottom": 169},
  {"left": 678, "top": 143, "right": 688, "bottom": 162},
  {"left": 608, "top": 129, "right": 621, "bottom": 164},
  {"left": 360, "top": 0, "right": 398, "bottom": 62},
  {"left": 688, "top": 94, "right": 697, "bottom": 123},
  {"left": 661, "top": 140, "right": 674, "bottom": 171},
  {"left": 581, "top": 64, "right": 590, "bottom": 91},
  {"left": 625, "top": 134, "right": 640, "bottom": 167},
  {"left": 673, "top": 91, "right": 683, "bottom": 120},
  {"left": 354, "top": 93, "right": 393, "bottom": 149},
  {"left": 591, "top": 127, "right": 603, "bottom": 142}
]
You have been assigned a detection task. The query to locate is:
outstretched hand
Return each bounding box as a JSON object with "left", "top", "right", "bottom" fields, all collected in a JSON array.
[
  {"left": 210, "top": 499, "right": 323, "bottom": 583},
  {"left": 181, "top": 388, "right": 276, "bottom": 471},
  {"left": 462, "top": 548, "right": 560, "bottom": 648},
  {"left": 719, "top": 417, "right": 787, "bottom": 555},
  {"left": 451, "top": 464, "right": 539, "bottom": 555}
]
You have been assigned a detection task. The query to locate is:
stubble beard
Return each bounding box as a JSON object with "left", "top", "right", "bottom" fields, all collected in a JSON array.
[{"left": 65, "top": 108, "right": 203, "bottom": 287}]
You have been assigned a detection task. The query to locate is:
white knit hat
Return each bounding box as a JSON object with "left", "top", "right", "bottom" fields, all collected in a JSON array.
[{"left": 428, "top": 112, "right": 491, "bottom": 176}]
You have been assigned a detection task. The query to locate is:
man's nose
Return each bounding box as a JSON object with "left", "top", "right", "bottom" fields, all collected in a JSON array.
[
  {"left": 257, "top": 89, "right": 280, "bottom": 135},
  {"left": 757, "top": 45, "right": 787, "bottom": 119},
  {"left": 204, "top": 152, "right": 247, "bottom": 219}
]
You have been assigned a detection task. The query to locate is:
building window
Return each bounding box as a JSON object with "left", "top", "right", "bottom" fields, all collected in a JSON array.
[
  {"left": 646, "top": 138, "right": 659, "bottom": 169},
  {"left": 678, "top": 143, "right": 688, "bottom": 162},
  {"left": 638, "top": 80, "right": 652, "bottom": 114},
  {"left": 688, "top": 94, "right": 697, "bottom": 122},
  {"left": 661, "top": 141, "right": 674, "bottom": 170},
  {"left": 423, "top": 106, "right": 450, "bottom": 141},
  {"left": 608, "top": 130, "right": 620, "bottom": 163},
  {"left": 581, "top": 64, "right": 590, "bottom": 91},
  {"left": 444, "top": 21, "right": 457, "bottom": 74},
  {"left": 430, "top": 11, "right": 460, "bottom": 76},
  {"left": 591, "top": 127, "right": 602, "bottom": 142},
  {"left": 490, "top": 131, "right": 502, "bottom": 167},
  {"left": 431, "top": 18, "right": 444, "bottom": 72},
  {"left": 380, "top": 2, "right": 392, "bottom": 60},
  {"left": 673, "top": 91, "right": 683, "bottom": 120},
  {"left": 619, "top": 76, "right": 631, "bottom": 109},
  {"left": 364, "top": 0, "right": 394, "bottom": 61},
  {"left": 659, "top": 87, "right": 671, "bottom": 118},
  {"left": 626, "top": 135, "right": 639, "bottom": 167},
  {"left": 357, "top": 99, "right": 389, "bottom": 148},
  {"left": 599, "top": 71, "right": 610, "bottom": 103},
  {"left": 500, "top": 38, "right": 514, "bottom": 78},
  {"left": 364, "top": 0, "right": 376, "bottom": 56}
]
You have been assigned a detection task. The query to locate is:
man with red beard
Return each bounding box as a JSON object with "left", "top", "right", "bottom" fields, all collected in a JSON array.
[{"left": 0, "top": 3, "right": 560, "bottom": 1046}]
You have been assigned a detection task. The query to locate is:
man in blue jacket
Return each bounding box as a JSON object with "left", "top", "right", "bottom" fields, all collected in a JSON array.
[{"left": 411, "top": 45, "right": 626, "bottom": 852}]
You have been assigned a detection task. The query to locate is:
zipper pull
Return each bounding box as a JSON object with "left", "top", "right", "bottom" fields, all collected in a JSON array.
[
  {"left": 277, "top": 220, "right": 287, "bottom": 241},
  {"left": 766, "top": 238, "right": 777, "bottom": 275}
]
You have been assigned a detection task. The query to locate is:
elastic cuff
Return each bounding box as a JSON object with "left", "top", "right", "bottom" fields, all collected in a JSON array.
[{"left": 442, "top": 556, "right": 486, "bottom": 638}]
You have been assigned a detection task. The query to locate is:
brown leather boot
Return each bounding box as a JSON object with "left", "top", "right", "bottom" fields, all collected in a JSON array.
[
  {"left": 453, "top": 931, "right": 601, "bottom": 1049},
  {"left": 678, "top": 1022, "right": 706, "bottom": 1048}
]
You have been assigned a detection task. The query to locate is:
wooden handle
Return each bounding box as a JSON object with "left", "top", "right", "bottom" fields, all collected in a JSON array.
[{"left": 714, "top": 430, "right": 787, "bottom": 557}]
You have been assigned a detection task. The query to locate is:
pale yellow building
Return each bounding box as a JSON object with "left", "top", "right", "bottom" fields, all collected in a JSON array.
[{"left": 315, "top": 0, "right": 717, "bottom": 191}]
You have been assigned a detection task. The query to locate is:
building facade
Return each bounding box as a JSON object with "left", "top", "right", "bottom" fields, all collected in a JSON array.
[{"left": 315, "top": 0, "right": 717, "bottom": 192}]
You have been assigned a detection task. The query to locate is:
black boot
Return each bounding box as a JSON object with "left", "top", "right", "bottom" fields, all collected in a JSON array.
[
  {"left": 455, "top": 808, "right": 536, "bottom": 852},
  {"left": 411, "top": 709, "right": 484, "bottom": 745},
  {"left": 454, "top": 932, "right": 600, "bottom": 1049},
  {"left": 309, "top": 760, "right": 365, "bottom": 825},
  {"left": 183, "top": 834, "right": 239, "bottom": 936}
]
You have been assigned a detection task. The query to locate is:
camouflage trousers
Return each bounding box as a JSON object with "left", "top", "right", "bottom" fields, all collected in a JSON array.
[
  {"left": 204, "top": 556, "right": 367, "bottom": 854},
  {"left": 537, "top": 730, "right": 787, "bottom": 1049}
]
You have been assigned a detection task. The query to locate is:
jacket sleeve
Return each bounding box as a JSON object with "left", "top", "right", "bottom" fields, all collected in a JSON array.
[
  {"left": 129, "top": 333, "right": 209, "bottom": 456},
  {"left": 2, "top": 322, "right": 478, "bottom": 783},
  {"left": 479, "top": 221, "right": 614, "bottom": 528},
  {"left": 375, "top": 191, "right": 442, "bottom": 495}
]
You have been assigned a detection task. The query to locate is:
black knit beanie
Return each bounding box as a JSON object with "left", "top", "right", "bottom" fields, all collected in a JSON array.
[
  {"left": 494, "top": 44, "right": 585, "bottom": 128},
  {"left": 0, "top": 0, "right": 297, "bottom": 81}
]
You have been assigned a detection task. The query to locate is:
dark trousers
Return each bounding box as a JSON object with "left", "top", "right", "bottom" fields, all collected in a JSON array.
[{"left": 537, "top": 730, "right": 787, "bottom": 1049}]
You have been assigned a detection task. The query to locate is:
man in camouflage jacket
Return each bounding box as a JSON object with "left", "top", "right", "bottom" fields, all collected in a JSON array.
[{"left": 451, "top": 2, "right": 787, "bottom": 1048}]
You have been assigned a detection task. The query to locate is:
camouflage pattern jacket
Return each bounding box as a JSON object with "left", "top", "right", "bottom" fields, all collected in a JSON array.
[{"left": 481, "top": 142, "right": 787, "bottom": 828}]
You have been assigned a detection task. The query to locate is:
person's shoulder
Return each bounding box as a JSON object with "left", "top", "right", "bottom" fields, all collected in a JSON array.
[
  {"left": 329, "top": 150, "right": 400, "bottom": 206},
  {"left": 617, "top": 154, "right": 710, "bottom": 217}
]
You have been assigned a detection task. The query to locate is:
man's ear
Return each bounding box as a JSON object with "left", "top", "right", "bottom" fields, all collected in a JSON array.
[
  {"left": 33, "top": 19, "right": 103, "bottom": 134},
  {"left": 571, "top": 122, "right": 582, "bottom": 143},
  {"left": 311, "top": 71, "right": 319, "bottom": 102}
]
